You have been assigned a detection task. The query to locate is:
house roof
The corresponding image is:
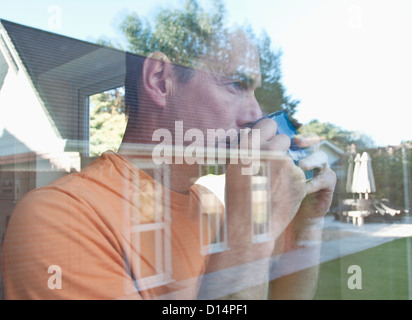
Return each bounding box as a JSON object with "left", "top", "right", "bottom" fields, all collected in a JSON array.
[
  {"left": 0, "top": 19, "right": 128, "bottom": 142},
  {"left": 1, "top": 19, "right": 105, "bottom": 78},
  {"left": 319, "top": 139, "right": 345, "bottom": 155}
]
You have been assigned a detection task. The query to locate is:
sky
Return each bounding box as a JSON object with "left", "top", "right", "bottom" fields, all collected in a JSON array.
[{"left": 1, "top": 0, "right": 411, "bottom": 147}]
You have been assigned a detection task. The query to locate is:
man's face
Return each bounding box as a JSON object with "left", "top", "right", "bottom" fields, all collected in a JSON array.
[{"left": 168, "top": 34, "right": 263, "bottom": 148}]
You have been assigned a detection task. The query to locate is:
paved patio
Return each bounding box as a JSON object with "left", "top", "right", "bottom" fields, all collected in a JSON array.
[
  {"left": 320, "top": 215, "right": 412, "bottom": 263},
  {"left": 163, "top": 215, "right": 412, "bottom": 300}
]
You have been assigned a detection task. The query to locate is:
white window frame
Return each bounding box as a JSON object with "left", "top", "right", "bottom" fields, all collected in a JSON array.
[
  {"left": 251, "top": 162, "right": 272, "bottom": 244},
  {"left": 198, "top": 164, "right": 228, "bottom": 255},
  {"left": 128, "top": 161, "right": 173, "bottom": 291}
]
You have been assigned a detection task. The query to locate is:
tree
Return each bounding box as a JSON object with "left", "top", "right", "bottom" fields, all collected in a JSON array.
[
  {"left": 254, "top": 30, "right": 300, "bottom": 119},
  {"left": 90, "top": 0, "right": 300, "bottom": 156},
  {"left": 89, "top": 88, "right": 127, "bottom": 156},
  {"left": 299, "top": 119, "right": 375, "bottom": 151},
  {"left": 120, "top": 0, "right": 225, "bottom": 68},
  {"left": 369, "top": 145, "right": 412, "bottom": 208},
  {"left": 119, "top": 0, "right": 297, "bottom": 116},
  {"left": 90, "top": 87, "right": 125, "bottom": 115}
]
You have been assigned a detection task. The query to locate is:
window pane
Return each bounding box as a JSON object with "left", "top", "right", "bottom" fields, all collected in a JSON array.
[{"left": 89, "top": 87, "right": 126, "bottom": 157}]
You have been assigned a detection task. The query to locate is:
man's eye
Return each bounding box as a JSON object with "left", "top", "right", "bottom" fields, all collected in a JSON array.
[{"left": 229, "top": 82, "right": 246, "bottom": 91}]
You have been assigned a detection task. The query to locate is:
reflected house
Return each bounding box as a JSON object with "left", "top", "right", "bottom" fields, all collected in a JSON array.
[
  {"left": 0, "top": 19, "right": 127, "bottom": 156},
  {"left": 0, "top": 20, "right": 130, "bottom": 245},
  {"left": 317, "top": 139, "right": 346, "bottom": 192},
  {"left": 0, "top": 20, "right": 144, "bottom": 298},
  {"left": 318, "top": 140, "right": 345, "bottom": 168}
]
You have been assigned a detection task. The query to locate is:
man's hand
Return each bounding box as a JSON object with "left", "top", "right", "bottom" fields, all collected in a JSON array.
[
  {"left": 232, "top": 119, "right": 336, "bottom": 249},
  {"left": 224, "top": 118, "right": 309, "bottom": 251},
  {"left": 202, "top": 118, "right": 336, "bottom": 300},
  {"left": 293, "top": 134, "right": 337, "bottom": 240},
  {"left": 269, "top": 133, "right": 337, "bottom": 300},
  {"left": 297, "top": 135, "right": 337, "bottom": 214},
  {"left": 248, "top": 118, "right": 308, "bottom": 241}
]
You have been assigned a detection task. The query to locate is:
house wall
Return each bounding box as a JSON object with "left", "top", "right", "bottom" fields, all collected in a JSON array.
[
  {"left": 0, "top": 43, "right": 80, "bottom": 290},
  {"left": 0, "top": 54, "right": 66, "bottom": 157}
]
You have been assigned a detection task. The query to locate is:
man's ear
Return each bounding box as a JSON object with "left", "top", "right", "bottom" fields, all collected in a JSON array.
[{"left": 142, "top": 52, "right": 173, "bottom": 108}]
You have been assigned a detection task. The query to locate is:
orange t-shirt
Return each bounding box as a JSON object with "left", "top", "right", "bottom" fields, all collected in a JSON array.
[{"left": 1, "top": 152, "right": 213, "bottom": 299}]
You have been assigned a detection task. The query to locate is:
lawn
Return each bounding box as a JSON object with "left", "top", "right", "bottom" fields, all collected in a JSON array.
[{"left": 314, "top": 237, "right": 412, "bottom": 300}]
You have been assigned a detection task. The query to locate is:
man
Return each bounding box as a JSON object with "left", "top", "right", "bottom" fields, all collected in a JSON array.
[{"left": 1, "top": 28, "right": 336, "bottom": 299}]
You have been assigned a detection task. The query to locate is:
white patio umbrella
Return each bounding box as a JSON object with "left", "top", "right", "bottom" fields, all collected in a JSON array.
[
  {"left": 352, "top": 152, "right": 376, "bottom": 199},
  {"left": 346, "top": 153, "right": 355, "bottom": 193},
  {"left": 351, "top": 153, "right": 362, "bottom": 194}
]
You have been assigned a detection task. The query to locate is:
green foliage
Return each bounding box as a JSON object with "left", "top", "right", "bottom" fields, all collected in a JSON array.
[
  {"left": 299, "top": 119, "right": 375, "bottom": 151},
  {"left": 254, "top": 30, "right": 299, "bottom": 117},
  {"left": 119, "top": 0, "right": 298, "bottom": 116},
  {"left": 89, "top": 88, "right": 127, "bottom": 157},
  {"left": 120, "top": 0, "right": 225, "bottom": 69},
  {"left": 369, "top": 146, "right": 412, "bottom": 208},
  {"left": 90, "top": 87, "right": 125, "bottom": 115}
]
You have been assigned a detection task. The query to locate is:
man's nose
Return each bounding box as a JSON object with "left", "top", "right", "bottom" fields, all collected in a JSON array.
[{"left": 237, "top": 95, "right": 263, "bottom": 127}]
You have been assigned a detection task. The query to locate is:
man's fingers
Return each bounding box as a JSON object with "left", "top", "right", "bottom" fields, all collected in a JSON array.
[
  {"left": 294, "top": 133, "right": 320, "bottom": 149},
  {"left": 238, "top": 118, "right": 291, "bottom": 156},
  {"left": 252, "top": 118, "right": 291, "bottom": 153},
  {"left": 251, "top": 118, "right": 277, "bottom": 142},
  {"left": 305, "top": 167, "right": 337, "bottom": 195},
  {"left": 299, "top": 150, "right": 328, "bottom": 171}
]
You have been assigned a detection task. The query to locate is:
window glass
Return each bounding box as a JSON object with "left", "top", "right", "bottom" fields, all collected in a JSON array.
[
  {"left": 89, "top": 87, "right": 126, "bottom": 157},
  {"left": 0, "top": 0, "right": 411, "bottom": 302}
]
